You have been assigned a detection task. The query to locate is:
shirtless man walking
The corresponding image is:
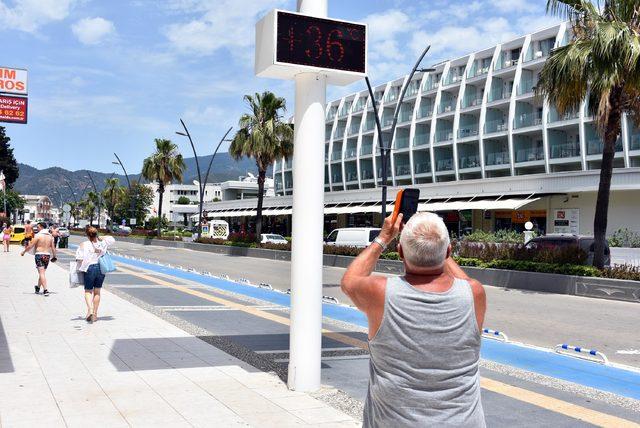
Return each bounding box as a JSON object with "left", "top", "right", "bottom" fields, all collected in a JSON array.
[
  {"left": 21, "top": 222, "right": 56, "bottom": 295},
  {"left": 24, "top": 220, "right": 34, "bottom": 247}
]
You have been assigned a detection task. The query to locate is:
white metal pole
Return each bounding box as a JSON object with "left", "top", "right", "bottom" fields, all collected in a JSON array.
[{"left": 288, "top": 0, "right": 328, "bottom": 392}]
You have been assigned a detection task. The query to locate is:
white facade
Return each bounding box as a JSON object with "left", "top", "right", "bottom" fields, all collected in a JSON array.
[
  {"left": 146, "top": 183, "right": 222, "bottom": 223},
  {"left": 21, "top": 195, "right": 53, "bottom": 222}
]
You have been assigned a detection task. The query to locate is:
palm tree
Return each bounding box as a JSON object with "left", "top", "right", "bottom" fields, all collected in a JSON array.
[
  {"left": 102, "top": 177, "right": 122, "bottom": 227},
  {"left": 229, "top": 92, "right": 294, "bottom": 241},
  {"left": 536, "top": 0, "right": 640, "bottom": 268},
  {"left": 142, "top": 139, "right": 186, "bottom": 237}
]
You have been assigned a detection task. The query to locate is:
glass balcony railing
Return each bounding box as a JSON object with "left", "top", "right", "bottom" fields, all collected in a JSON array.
[
  {"left": 496, "top": 56, "right": 519, "bottom": 70},
  {"left": 458, "top": 124, "right": 479, "bottom": 139},
  {"left": 517, "top": 78, "right": 535, "bottom": 95},
  {"left": 467, "top": 64, "right": 490, "bottom": 78},
  {"left": 485, "top": 119, "right": 507, "bottom": 133},
  {"left": 423, "top": 80, "right": 440, "bottom": 92},
  {"left": 363, "top": 118, "right": 375, "bottom": 131},
  {"left": 515, "top": 146, "right": 545, "bottom": 162},
  {"left": 327, "top": 109, "right": 337, "bottom": 120},
  {"left": 459, "top": 155, "right": 481, "bottom": 169},
  {"left": 331, "top": 151, "right": 343, "bottom": 161},
  {"left": 338, "top": 104, "right": 351, "bottom": 117},
  {"left": 406, "top": 82, "right": 420, "bottom": 97},
  {"left": 436, "top": 159, "right": 454, "bottom": 171},
  {"left": 486, "top": 151, "right": 510, "bottom": 166},
  {"left": 345, "top": 148, "right": 357, "bottom": 159},
  {"left": 334, "top": 127, "right": 345, "bottom": 139},
  {"left": 395, "top": 164, "right": 411, "bottom": 176},
  {"left": 488, "top": 88, "right": 511, "bottom": 102},
  {"left": 548, "top": 109, "right": 579, "bottom": 123},
  {"left": 348, "top": 123, "right": 360, "bottom": 135},
  {"left": 514, "top": 112, "right": 542, "bottom": 129},
  {"left": 418, "top": 104, "right": 433, "bottom": 118},
  {"left": 395, "top": 136, "right": 410, "bottom": 149},
  {"left": 525, "top": 40, "right": 553, "bottom": 62},
  {"left": 285, "top": 180, "right": 293, "bottom": 188},
  {"left": 444, "top": 73, "right": 463, "bottom": 85},
  {"left": 286, "top": 159, "right": 293, "bottom": 169},
  {"left": 345, "top": 171, "right": 358, "bottom": 182},
  {"left": 360, "top": 144, "right": 373, "bottom": 155},
  {"left": 587, "top": 139, "right": 624, "bottom": 155},
  {"left": 331, "top": 174, "right": 343, "bottom": 183},
  {"left": 414, "top": 162, "right": 431, "bottom": 174},
  {"left": 382, "top": 115, "right": 394, "bottom": 127},
  {"left": 435, "top": 129, "right": 454, "bottom": 142},
  {"left": 399, "top": 110, "right": 413, "bottom": 123},
  {"left": 414, "top": 133, "right": 430, "bottom": 146},
  {"left": 550, "top": 142, "right": 580, "bottom": 158},
  {"left": 325, "top": 131, "right": 332, "bottom": 141},
  {"left": 438, "top": 101, "right": 455, "bottom": 114},
  {"left": 361, "top": 170, "right": 374, "bottom": 180},
  {"left": 384, "top": 89, "right": 400, "bottom": 103},
  {"left": 353, "top": 99, "right": 366, "bottom": 112},
  {"left": 463, "top": 95, "right": 483, "bottom": 108}
]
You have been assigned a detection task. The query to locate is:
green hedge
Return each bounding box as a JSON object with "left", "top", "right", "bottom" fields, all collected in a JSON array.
[{"left": 454, "top": 257, "right": 600, "bottom": 277}]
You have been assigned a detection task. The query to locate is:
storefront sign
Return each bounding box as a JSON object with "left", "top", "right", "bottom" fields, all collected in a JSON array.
[
  {"left": 0, "top": 67, "right": 27, "bottom": 95},
  {"left": 0, "top": 95, "right": 27, "bottom": 124},
  {"left": 553, "top": 208, "right": 579, "bottom": 234},
  {"left": 495, "top": 209, "right": 546, "bottom": 223}
]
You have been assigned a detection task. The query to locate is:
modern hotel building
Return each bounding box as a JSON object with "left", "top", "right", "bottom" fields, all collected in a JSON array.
[{"left": 205, "top": 23, "right": 640, "bottom": 236}]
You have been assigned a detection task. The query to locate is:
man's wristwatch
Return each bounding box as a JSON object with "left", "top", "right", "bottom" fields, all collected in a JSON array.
[{"left": 373, "top": 237, "right": 388, "bottom": 251}]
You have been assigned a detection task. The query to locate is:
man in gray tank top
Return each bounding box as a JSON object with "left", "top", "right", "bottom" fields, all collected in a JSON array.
[{"left": 341, "top": 212, "right": 487, "bottom": 427}]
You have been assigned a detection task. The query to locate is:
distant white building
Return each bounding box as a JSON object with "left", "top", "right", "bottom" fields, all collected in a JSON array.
[{"left": 21, "top": 195, "right": 53, "bottom": 222}]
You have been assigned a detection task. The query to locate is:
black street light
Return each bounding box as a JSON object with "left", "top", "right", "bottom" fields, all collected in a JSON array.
[
  {"left": 113, "top": 154, "right": 137, "bottom": 227},
  {"left": 176, "top": 119, "right": 233, "bottom": 241},
  {"left": 365, "top": 45, "right": 433, "bottom": 222}
]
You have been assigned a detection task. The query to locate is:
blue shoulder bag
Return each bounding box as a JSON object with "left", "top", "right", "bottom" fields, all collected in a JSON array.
[{"left": 99, "top": 249, "right": 116, "bottom": 274}]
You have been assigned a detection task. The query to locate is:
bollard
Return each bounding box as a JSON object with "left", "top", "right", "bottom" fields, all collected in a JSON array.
[
  {"left": 259, "top": 282, "right": 273, "bottom": 290},
  {"left": 555, "top": 344, "right": 609, "bottom": 364},
  {"left": 322, "top": 296, "right": 339, "bottom": 304},
  {"left": 482, "top": 328, "right": 509, "bottom": 342}
]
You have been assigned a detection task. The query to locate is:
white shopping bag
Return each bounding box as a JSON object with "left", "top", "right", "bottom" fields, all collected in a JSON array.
[{"left": 69, "top": 261, "right": 84, "bottom": 288}]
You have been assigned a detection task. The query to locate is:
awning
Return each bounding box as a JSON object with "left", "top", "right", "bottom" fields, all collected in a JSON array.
[
  {"left": 203, "top": 196, "right": 540, "bottom": 218},
  {"left": 418, "top": 197, "right": 540, "bottom": 212}
]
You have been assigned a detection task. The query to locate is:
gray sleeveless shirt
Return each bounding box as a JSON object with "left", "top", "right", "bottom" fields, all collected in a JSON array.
[{"left": 363, "top": 276, "right": 485, "bottom": 427}]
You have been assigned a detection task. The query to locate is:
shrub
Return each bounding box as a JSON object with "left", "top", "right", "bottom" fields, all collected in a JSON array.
[
  {"left": 380, "top": 251, "right": 400, "bottom": 260},
  {"left": 146, "top": 216, "right": 168, "bottom": 231},
  {"left": 228, "top": 232, "right": 257, "bottom": 244},
  {"left": 323, "top": 245, "right": 362, "bottom": 257},
  {"left": 608, "top": 228, "right": 640, "bottom": 248},
  {"left": 455, "top": 241, "right": 587, "bottom": 265},
  {"left": 261, "top": 242, "right": 291, "bottom": 251},
  {"left": 196, "top": 237, "right": 227, "bottom": 245},
  {"left": 600, "top": 264, "right": 640, "bottom": 281},
  {"left": 454, "top": 257, "right": 600, "bottom": 277},
  {"left": 463, "top": 229, "right": 525, "bottom": 244}
]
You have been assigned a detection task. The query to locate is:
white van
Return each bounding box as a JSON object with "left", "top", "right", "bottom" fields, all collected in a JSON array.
[{"left": 324, "top": 228, "right": 381, "bottom": 248}]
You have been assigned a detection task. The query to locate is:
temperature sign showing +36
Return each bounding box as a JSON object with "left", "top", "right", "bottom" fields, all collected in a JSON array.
[{"left": 276, "top": 11, "right": 366, "bottom": 74}]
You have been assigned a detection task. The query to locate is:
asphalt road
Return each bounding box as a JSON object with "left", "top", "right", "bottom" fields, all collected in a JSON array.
[
  {"left": 70, "top": 236, "right": 640, "bottom": 368},
  {"left": 55, "top": 242, "right": 640, "bottom": 426}
]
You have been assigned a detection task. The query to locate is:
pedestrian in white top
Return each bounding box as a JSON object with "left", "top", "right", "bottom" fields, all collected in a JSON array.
[{"left": 75, "top": 226, "right": 115, "bottom": 323}]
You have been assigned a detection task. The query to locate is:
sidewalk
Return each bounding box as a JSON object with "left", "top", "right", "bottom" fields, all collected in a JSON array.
[{"left": 0, "top": 250, "right": 359, "bottom": 428}]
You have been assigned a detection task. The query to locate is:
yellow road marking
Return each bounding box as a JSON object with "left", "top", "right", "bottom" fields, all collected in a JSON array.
[
  {"left": 115, "top": 265, "right": 369, "bottom": 351},
  {"left": 112, "top": 259, "right": 638, "bottom": 427},
  {"left": 481, "top": 378, "right": 639, "bottom": 427}
]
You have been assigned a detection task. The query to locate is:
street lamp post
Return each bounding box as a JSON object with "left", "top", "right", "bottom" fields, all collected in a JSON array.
[
  {"left": 112, "top": 153, "right": 136, "bottom": 227},
  {"left": 176, "top": 119, "right": 233, "bottom": 241},
  {"left": 365, "top": 45, "right": 433, "bottom": 221}
]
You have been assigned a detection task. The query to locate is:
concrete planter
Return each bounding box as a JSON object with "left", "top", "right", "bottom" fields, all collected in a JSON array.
[{"left": 106, "top": 234, "right": 640, "bottom": 303}]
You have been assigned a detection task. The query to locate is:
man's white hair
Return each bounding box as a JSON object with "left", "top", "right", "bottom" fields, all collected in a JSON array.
[{"left": 399, "top": 212, "right": 450, "bottom": 268}]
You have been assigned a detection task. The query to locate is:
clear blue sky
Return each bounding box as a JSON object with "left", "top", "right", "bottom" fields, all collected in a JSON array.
[{"left": 1, "top": 0, "right": 557, "bottom": 173}]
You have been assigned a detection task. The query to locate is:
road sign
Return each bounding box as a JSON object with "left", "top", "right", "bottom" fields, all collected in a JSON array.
[
  {"left": 129, "top": 218, "right": 136, "bottom": 226},
  {"left": 255, "top": 9, "right": 367, "bottom": 86},
  {"left": 0, "top": 67, "right": 27, "bottom": 95},
  {"left": 62, "top": 212, "right": 71, "bottom": 222},
  {"left": 62, "top": 204, "right": 71, "bottom": 213},
  {"left": 0, "top": 95, "right": 27, "bottom": 124}
]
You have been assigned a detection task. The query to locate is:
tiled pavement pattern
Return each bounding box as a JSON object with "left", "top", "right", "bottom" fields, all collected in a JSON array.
[{"left": 0, "top": 250, "right": 359, "bottom": 428}]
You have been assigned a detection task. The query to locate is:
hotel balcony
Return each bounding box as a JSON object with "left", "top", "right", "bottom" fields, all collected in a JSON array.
[
  {"left": 458, "top": 123, "right": 479, "bottom": 140},
  {"left": 361, "top": 169, "right": 374, "bottom": 180},
  {"left": 395, "top": 135, "right": 410, "bottom": 150},
  {"left": 550, "top": 142, "right": 580, "bottom": 159},
  {"left": 548, "top": 108, "right": 579, "bottom": 123},
  {"left": 413, "top": 133, "right": 430, "bottom": 147},
  {"left": 360, "top": 144, "right": 374, "bottom": 156},
  {"left": 437, "top": 101, "right": 455, "bottom": 115},
  {"left": 344, "top": 147, "right": 358, "bottom": 159},
  {"left": 485, "top": 151, "right": 510, "bottom": 166},
  {"left": 515, "top": 146, "right": 545, "bottom": 163},
  {"left": 517, "top": 78, "right": 535, "bottom": 96},
  {"left": 462, "top": 94, "right": 483, "bottom": 109},
  {"left": 345, "top": 171, "right": 358, "bottom": 183},
  {"left": 435, "top": 129, "right": 454, "bottom": 143},
  {"left": 587, "top": 139, "right": 624, "bottom": 155},
  {"left": 436, "top": 158, "right": 454, "bottom": 172},
  {"left": 485, "top": 119, "right": 508, "bottom": 134},
  {"left": 395, "top": 163, "right": 411, "bottom": 177},
  {"left": 459, "top": 154, "right": 481, "bottom": 169},
  {"left": 414, "top": 161, "right": 432, "bottom": 175},
  {"left": 514, "top": 112, "right": 542, "bottom": 129},
  {"left": 417, "top": 103, "right": 433, "bottom": 119},
  {"left": 488, "top": 87, "right": 512, "bottom": 103}
]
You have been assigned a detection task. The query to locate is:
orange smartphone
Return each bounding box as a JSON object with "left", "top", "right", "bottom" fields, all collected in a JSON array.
[{"left": 392, "top": 188, "right": 420, "bottom": 224}]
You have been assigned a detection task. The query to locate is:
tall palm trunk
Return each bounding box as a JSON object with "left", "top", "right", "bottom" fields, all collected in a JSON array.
[
  {"left": 157, "top": 181, "right": 165, "bottom": 237},
  {"left": 593, "top": 89, "right": 622, "bottom": 268},
  {"left": 255, "top": 168, "right": 266, "bottom": 242}
]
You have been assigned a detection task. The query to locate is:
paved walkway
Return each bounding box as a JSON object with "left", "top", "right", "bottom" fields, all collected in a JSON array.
[{"left": 0, "top": 250, "right": 359, "bottom": 428}]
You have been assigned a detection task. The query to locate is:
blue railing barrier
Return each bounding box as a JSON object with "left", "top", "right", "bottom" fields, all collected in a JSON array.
[{"left": 555, "top": 343, "right": 610, "bottom": 365}]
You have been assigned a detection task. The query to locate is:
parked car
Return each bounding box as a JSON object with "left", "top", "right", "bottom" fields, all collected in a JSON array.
[
  {"left": 525, "top": 234, "right": 611, "bottom": 267},
  {"left": 9, "top": 225, "right": 26, "bottom": 244},
  {"left": 57, "top": 227, "right": 70, "bottom": 238},
  {"left": 260, "top": 234, "right": 288, "bottom": 245},
  {"left": 324, "top": 228, "right": 381, "bottom": 248},
  {"left": 111, "top": 225, "right": 132, "bottom": 236}
]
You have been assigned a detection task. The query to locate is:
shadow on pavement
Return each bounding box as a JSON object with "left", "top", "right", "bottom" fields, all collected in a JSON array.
[{"left": 0, "top": 317, "right": 15, "bottom": 373}]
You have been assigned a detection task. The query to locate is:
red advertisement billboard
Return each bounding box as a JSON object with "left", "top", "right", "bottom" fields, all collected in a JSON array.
[{"left": 0, "top": 95, "right": 27, "bottom": 124}]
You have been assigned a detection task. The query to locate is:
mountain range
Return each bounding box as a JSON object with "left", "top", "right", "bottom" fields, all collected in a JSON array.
[{"left": 14, "top": 153, "right": 267, "bottom": 206}]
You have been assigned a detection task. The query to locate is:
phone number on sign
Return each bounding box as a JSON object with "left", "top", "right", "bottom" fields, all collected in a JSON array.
[{"left": 0, "top": 96, "right": 27, "bottom": 123}]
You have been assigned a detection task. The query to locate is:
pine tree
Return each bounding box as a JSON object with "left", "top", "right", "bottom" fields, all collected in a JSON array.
[{"left": 0, "top": 127, "right": 19, "bottom": 188}]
